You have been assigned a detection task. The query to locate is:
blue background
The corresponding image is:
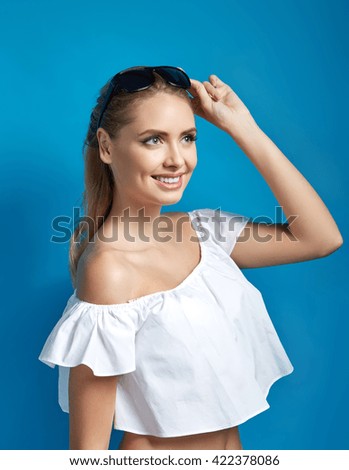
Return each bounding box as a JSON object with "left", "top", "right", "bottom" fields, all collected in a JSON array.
[{"left": 1, "top": 0, "right": 348, "bottom": 450}]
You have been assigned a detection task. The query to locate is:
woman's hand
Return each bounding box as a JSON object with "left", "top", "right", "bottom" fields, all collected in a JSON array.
[{"left": 188, "top": 74, "right": 257, "bottom": 135}]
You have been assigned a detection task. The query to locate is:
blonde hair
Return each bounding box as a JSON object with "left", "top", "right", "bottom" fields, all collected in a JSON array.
[{"left": 69, "top": 71, "right": 193, "bottom": 287}]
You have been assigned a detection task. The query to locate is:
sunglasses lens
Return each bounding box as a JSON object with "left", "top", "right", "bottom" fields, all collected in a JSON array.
[
  {"left": 156, "top": 67, "right": 191, "bottom": 88},
  {"left": 117, "top": 69, "right": 154, "bottom": 92}
]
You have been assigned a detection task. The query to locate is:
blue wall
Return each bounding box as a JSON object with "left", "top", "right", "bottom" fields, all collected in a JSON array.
[{"left": 0, "top": 0, "right": 347, "bottom": 450}]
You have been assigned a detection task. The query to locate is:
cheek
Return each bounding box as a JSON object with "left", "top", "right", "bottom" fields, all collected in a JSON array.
[
  {"left": 189, "top": 150, "right": 198, "bottom": 169},
  {"left": 120, "top": 163, "right": 152, "bottom": 184}
]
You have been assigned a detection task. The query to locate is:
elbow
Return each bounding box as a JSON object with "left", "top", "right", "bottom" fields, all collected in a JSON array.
[{"left": 318, "top": 234, "right": 344, "bottom": 257}]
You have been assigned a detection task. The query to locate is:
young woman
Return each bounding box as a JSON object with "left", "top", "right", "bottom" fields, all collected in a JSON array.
[{"left": 38, "top": 65, "right": 343, "bottom": 450}]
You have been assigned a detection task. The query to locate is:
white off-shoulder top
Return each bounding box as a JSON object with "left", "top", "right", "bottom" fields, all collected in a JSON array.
[{"left": 38, "top": 208, "right": 294, "bottom": 438}]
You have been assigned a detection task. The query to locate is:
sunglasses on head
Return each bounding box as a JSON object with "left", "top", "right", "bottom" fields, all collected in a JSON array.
[{"left": 95, "top": 65, "right": 192, "bottom": 131}]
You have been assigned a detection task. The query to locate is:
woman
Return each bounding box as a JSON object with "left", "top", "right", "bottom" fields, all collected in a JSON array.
[{"left": 38, "top": 65, "right": 343, "bottom": 450}]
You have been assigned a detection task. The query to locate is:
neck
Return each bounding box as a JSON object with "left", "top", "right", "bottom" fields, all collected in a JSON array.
[{"left": 100, "top": 202, "right": 177, "bottom": 244}]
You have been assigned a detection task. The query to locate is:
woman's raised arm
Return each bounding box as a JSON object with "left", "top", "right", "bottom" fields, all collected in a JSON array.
[{"left": 189, "top": 75, "right": 343, "bottom": 268}]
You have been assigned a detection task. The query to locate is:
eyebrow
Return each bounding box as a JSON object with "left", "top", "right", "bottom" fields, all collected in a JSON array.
[{"left": 138, "top": 127, "right": 197, "bottom": 137}]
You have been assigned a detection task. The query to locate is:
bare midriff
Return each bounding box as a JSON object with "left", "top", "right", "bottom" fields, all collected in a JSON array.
[{"left": 118, "top": 426, "right": 243, "bottom": 450}]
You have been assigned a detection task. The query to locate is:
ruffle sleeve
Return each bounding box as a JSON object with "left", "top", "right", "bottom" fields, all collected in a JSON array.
[
  {"left": 38, "top": 291, "right": 144, "bottom": 412},
  {"left": 197, "top": 208, "right": 250, "bottom": 255},
  {"left": 38, "top": 291, "right": 143, "bottom": 376}
]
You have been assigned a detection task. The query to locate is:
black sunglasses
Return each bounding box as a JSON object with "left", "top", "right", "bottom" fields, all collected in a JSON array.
[{"left": 95, "top": 65, "right": 192, "bottom": 131}]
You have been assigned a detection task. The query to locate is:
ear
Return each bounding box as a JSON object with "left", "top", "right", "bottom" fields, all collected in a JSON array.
[{"left": 97, "top": 129, "right": 113, "bottom": 164}]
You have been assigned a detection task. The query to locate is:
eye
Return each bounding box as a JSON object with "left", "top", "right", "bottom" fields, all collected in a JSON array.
[
  {"left": 142, "top": 135, "right": 162, "bottom": 145},
  {"left": 142, "top": 134, "right": 198, "bottom": 146},
  {"left": 184, "top": 133, "right": 198, "bottom": 143}
]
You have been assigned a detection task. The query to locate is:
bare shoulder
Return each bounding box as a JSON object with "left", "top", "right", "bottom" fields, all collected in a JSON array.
[{"left": 75, "top": 249, "right": 134, "bottom": 305}]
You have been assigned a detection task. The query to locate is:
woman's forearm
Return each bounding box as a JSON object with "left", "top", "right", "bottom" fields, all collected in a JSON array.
[{"left": 228, "top": 118, "right": 343, "bottom": 251}]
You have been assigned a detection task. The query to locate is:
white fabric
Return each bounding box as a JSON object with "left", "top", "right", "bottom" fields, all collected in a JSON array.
[{"left": 38, "top": 207, "right": 294, "bottom": 438}]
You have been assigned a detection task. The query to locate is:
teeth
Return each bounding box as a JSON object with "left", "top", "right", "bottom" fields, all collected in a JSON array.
[{"left": 154, "top": 176, "right": 180, "bottom": 183}]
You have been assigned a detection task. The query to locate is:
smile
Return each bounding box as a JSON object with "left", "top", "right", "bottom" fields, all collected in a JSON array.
[{"left": 151, "top": 174, "right": 183, "bottom": 189}]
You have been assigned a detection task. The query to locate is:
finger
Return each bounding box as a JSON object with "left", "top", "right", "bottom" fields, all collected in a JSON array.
[
  {"left": 188, "top": 79, "right": 199, "bottom": 98},
  {"left": 209, "top": 74, "right": 225, "bottom": 88},
  {"left": 189, "top": 79, "right": 213, "bottom": 108},
  {"left": 208, "top": 75, "right": 238, "bottom": 101},
  {"left": 203, "top": 81, "right": 221, "bottom": 100}
]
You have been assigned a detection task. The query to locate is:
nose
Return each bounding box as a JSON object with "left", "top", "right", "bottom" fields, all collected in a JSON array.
[{"left": 163, "top": 141, "right": 186, "bottom": 167}]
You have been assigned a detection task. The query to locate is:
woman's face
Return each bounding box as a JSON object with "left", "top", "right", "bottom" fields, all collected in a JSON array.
[{"left": 98, "top": 92, "right": 197, "bottom": 212}]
